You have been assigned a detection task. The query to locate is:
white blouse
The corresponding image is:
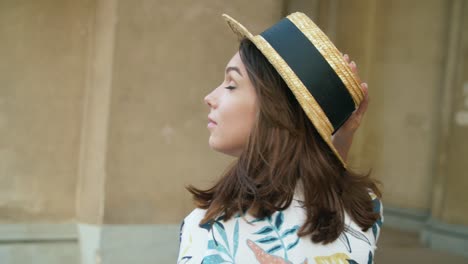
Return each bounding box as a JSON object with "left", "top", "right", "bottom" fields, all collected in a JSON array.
[{"left": 178, "top": 191, "right": 383, "bottom": 264}]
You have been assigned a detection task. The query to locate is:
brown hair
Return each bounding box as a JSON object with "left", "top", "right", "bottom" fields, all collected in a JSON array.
[{"left": 187, "top": 38, "right": 381, "bottom": 244}]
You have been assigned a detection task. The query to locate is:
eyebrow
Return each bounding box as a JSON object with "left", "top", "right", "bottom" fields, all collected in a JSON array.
[{"left": 225, "top": 66, "right": 243, "bottom": 77}]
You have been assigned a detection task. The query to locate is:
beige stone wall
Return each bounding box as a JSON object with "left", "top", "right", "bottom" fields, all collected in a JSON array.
[
  {"left": 324, "top": 0, "right": 468, "bottom": 226},
  {"left": 432, "top": 0, "right": 468, "bottom": 225},
  {"left": 0, "top": 0, "right": 94, "bottom": 222},
  {"left": 372, "top": 0, "right": 450, "bottom": 211},
  {"left": 314, "top": 0, "right": 447, "bottom": 212}
]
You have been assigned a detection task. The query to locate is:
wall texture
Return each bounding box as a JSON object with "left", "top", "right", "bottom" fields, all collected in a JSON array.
[
  {"left": 0, "top": 0, "right": 94, "bottom": 222},
  {"left": 430, "top": 0, "right": 468, "bottom": 225}
]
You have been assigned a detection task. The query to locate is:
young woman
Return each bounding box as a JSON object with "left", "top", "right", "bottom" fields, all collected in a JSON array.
[{"left": 178, "top": 13, "right": 383, "bottom": 264}]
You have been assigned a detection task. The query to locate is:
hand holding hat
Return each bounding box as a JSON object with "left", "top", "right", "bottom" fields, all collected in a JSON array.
[{"left": 332, "top": 54, "right": 370, "bottom": 162}]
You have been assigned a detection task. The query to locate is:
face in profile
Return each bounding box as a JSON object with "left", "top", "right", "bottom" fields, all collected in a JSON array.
[{"left": 204, "top": 52, "right": 258, "bottom": 157}]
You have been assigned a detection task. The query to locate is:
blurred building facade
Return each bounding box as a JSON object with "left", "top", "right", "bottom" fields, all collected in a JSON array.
[{"left": 0, "top": 0, "right": 467, "bottom": 263}]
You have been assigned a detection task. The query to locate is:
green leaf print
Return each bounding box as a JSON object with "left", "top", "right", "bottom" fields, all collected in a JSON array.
[
  {"left": 254, "top": 226, "right": 274, "bottom": 235},
  {"left": 286, "top": 237, "right": 300, "bottom": 250},
  {"left": 233, "top": 219, "right": 239, "bottom": 259},
  {"left": 372, "top": 198, "right": 381, "bottom": 217},
  {"left": 207, "top": 240, "right": 230, "bottom": 257},
  {"left": 201, "top": 254, "right": 227, "bottom": 264},
  {"left": 178, "top": 256, "right": 192, "bottom": 264},
  {"left": 372, "top": 198, "right": 383, "bottom": 239},
  {"left": 281, "top": 226, "right": 299, "bottom": 238},
  {"left": 275, "top": 211, "right": 284, "bottom": 229},
  {"left": 203, "top": 218, "right": 240, "bottom": 263},
  {"left": 252, "top": 211, "right": 301, "bottom": 261},
  {"left": 367, "top": 250, "right": 373, "bottom": 264},
  {"left": 266, "top": 244, "right": 282, "bottom": 254},
  {"left": 372, "top": 225, "right": 378, "bottom": 240},
  {"left": 256, "top": 236, "right": 279, "bottom": 244},
  {"left": 214, "top": 222, "right": 230, "bottom": 251}
]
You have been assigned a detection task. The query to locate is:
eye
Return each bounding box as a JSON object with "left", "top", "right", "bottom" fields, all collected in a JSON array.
[{"left": 225, "top": 85, "right": 236, "bottom": 90}]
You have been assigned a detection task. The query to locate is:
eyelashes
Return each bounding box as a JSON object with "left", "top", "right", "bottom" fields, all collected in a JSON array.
[{"left": 225, "top": 85, "right": 236, "bottom": 90}]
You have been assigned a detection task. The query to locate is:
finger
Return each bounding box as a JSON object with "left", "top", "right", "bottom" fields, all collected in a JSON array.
[
  {"left": 343, "top": 54, "right": 350, "bottom": 63},
  {"left": 362, "top": 82, "right": 369, "bottom": 94},
  {"left": 350, "top": 61, "right": 358, "bottom": 75},
  {"left": 355, "top": 83, "right": 369, "bottom": 117}
]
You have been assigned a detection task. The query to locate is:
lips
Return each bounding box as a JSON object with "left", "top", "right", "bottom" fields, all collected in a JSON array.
[
  {"left": 208, "top": 116, "right": 217, "bottom": 125},
  {"left": 208, "top": 116, "right": 217, "bottom": 128}
]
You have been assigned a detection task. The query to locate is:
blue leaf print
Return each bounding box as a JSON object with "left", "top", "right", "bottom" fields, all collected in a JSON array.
[
  {"left": 256, "top": 236, "right": 279, "bottom": 244},
  {"left": 249, "top": 217, "right": 266, "bottom": 224},
  {"left": 207, "top": 240, "right": 230, "bottom": 256},
  {"left": 233, "top": 219, "right": 239, "bottom": 259},
  {"left": 251, "top": 211, "right": 301, "bottom": 261},
  {"left": 275, "top": 211, "right": 284, "bottom": 230},
  {"left": 281, "top": 225, "right": 299, "bottom": 238},
  {"left": 347, "top": 259, "right": 359, "bottom": 264},
  {"left": 254, "top": 226, "right": 274, "bottom": 235},
  {"left": 214, "top": 222, "right": 230, "bottom": 251},
  {"left": 205, "top": 218, "right": 240, "bottom": 263},
  {"left": 368, "top": 250, "right": 373, "bottom": 264},
  {"left": 372, "top": 199, "right": 383, "bottom": 230},
  {"left": 372, "top": 217, "right": 383, "bottom": 240},
  {"left": 179, "top": 220, "right": 185, "bottom": 244},
  {"left": 215, "top": 221, "right": 226, "bottom": 231},
  {"left": 372, "top": 224, "right": 378, "bottom": 240},
  {"left": 376, "top": 218, "right": 383, "bottom": 228},
  {"left": 202, "top": 254, "right": 227, "bottom": 264},
  {"left": 344, "top": 225, "right": 371, "bottom": 246},
  {"left": 200, "top": 221, "right": 212, "bottom": 232},
  {"left": 372, "top": 198, "right": 381, "bottom": 215},
  {"left": 207, "top": 240, "right": 216, "bottom": 249},
  {"left": 178, "top": 256, "right": 192, "bottom": 264},
  {"left": 267, "top": 244, "right": 282, "bottom": 254},
  {"left": 286, "top": 237, "right": 300, "bottom": 250},
  {"left": 339, "top": 232, "right": 352, "bottom": 253}
]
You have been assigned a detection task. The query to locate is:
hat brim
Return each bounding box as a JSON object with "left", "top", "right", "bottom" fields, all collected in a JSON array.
[{"left": 222, "top": 13, "right": 363, "bottom": 168}]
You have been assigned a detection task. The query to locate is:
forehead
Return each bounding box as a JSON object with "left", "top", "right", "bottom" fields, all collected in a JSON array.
[{"left": 226, "top": 52, "right": 245, "bottom": 71}]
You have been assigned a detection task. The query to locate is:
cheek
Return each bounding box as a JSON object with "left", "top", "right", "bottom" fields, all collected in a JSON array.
[
  {"left": 227, "top": 111, "right": 255, "bottom": 142},
  {"left": 210, "top": 98, "right": 257, "bottom": 155}
]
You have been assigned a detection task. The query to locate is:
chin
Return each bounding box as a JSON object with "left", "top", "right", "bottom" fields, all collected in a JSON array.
[{"left": 208, "top": 139, "right": 242, "bottom": 157}]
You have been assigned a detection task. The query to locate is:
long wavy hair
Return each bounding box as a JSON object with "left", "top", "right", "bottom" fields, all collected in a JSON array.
[{"left": 187, "top": 38, "right": 381, "bottom": 244}]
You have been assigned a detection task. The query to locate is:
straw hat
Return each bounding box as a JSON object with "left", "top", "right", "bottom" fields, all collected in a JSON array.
[{"left": 222, "top": 12, "right": 364, "bottom": 168}]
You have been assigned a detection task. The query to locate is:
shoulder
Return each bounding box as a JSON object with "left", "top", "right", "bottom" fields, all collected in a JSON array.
[
  {"left": 178, "top": 208, "right": 209, "bottom": 263},
  {"left": 179, "top": 208, "right": 210, "bottom": 235},
  {"left": 180, "top": 208, "right": 207, "bottom": 235},
  {"left": 184, "top": 208, "right": 207, "bottom": 223},
  {"left": 178, "top": 209, "right": 208, "bottom": 251}
]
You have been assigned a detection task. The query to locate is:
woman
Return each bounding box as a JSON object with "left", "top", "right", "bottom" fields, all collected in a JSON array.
[{"left": 178, "top": 12, "right": 383, "bottom": 264}]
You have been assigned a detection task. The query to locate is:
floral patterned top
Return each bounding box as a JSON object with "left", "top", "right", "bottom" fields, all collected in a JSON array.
[{"left": 177, "top": 190, "right": 383, "bottom": 264}]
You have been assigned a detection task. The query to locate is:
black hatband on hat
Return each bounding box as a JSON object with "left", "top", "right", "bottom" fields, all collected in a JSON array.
[{"left": 260, "top": 18, "right": 355, "bottom": 134}]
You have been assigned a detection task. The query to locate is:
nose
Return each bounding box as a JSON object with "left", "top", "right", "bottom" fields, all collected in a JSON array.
[{"left": 204, "top": 88, "right": 217, "bottom": 108}]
